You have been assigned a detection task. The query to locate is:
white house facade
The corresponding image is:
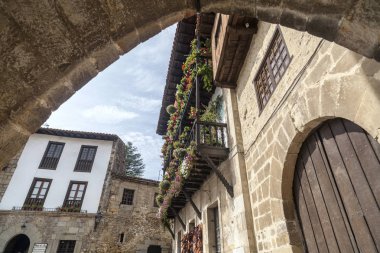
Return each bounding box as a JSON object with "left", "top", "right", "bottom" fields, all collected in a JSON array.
[
  {"left": 0, "top": 128, "right": 172, "bottom": 253},
  {"left": 0, "top": 129, "right": 114, "bottom": 213}
]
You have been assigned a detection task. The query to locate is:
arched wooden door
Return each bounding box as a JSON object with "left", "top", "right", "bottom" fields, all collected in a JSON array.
[{"left": 293, "top": 118, "right": 380, "bottom": 253}]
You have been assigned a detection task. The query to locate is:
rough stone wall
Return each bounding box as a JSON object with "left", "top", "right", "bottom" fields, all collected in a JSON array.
[
  {"left": 0, "top": 150, "right": 22, "bottom": 201},
  {"left": 0, "top": 0, "right": 379, "bottom": 170},
  {"left": 0, "top": 211, "right": 95, "bottom": 253},
  {"left": 235, "top": 22, "right": 380, "bottom": 253},
  {"left": 98, "top": 138, "right": 126, "bottom": 213},
  {"left": 85, "top": 177, "right": 172, "bottom": 253}
]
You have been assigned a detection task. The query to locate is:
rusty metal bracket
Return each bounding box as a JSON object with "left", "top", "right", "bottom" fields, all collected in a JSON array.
[{"left": 202, "top": 155, "right": 234, "bottom": 198}]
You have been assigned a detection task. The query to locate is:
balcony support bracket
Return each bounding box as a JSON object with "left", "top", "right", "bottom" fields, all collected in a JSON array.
[
  {"left": 183, "top": 189, "right": 202, "bottom": 219},
  {"left": 202, "top": 154, "right": 234, "bottom": 198},
  {"left": 170, "top": 207, "right": 186, "bottom": 230},
  {"left": 164, "top": 223, "right": 175, "bottom": 239}
]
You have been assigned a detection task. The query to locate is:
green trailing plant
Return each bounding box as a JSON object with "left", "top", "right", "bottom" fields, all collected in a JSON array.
[
  {"left": 157, "top": 38, "right": 213, "bottom": 223},
  {"left": 156, "top": 194, "right": 164, "bottom": 205}
]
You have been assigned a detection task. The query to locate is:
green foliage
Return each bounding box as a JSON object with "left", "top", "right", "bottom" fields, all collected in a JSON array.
[
  {"left": 166, "top": 104, "right": 176, "bottom": 114},
  {"left": 200, "top": 95, "right": 223, "bottom": 122},
  {"left": 125, "top": 141, "right": 145, "bottom": 177},
  {"left": 159, "top": 179, "right": 171, "bottom": 192}
]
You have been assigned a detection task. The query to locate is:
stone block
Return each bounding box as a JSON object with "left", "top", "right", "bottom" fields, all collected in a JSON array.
[
  {"left": 330, "top": 50, "right": 362, "bottom": 74},
  {"left": 360, "top": 58, "right": 380, "bottom": 77}
]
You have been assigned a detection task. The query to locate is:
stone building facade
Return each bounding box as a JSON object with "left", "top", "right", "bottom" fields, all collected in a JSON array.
[
  {"left": 157, "top": 13, "right": 380, "bottom": 253},
  {"left": 0, "top": 129, "right": 171, "bottom": 253}
]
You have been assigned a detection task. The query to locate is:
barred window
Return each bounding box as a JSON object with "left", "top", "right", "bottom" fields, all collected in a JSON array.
[
  {"left": 254, "top": 27, "right": 290, "bottom": 111},
  {"left": 121, "top": 189, "right": 134, "bottom": 205},
  {"left": 39, "top": 142, "right": 65, "bottom": 169},
  {"left": 74, "top": 146, "right": 97, "bottom": 172},
  {"left": 56, "top": 240, "right": 76, "bottom": 253}
]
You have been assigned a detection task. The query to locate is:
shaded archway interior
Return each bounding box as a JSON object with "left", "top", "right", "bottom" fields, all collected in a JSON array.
[
  {"left": 4, "top": 234, "right": 30, "bottom": 253},
  {"left": 293, "top": 118, "right": 380, "bottom": 253},
  {"left": 0, "top": 0, "right": 379, "bottom": 169},
  {"left": 148, "top": 245, "right": 162, "bottom": 253}
]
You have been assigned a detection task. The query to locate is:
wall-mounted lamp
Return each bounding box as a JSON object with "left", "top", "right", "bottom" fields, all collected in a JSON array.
[
  {"left": 21, "top": 223, "right": 26, "bottom": 229},
  {"left": 94, "top": 210, "right": 103, "bottom": 230}
]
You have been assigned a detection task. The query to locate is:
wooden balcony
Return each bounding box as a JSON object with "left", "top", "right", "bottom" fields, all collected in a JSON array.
[{"left": 166, "top": 120, "right": 231, "bottom": 219}]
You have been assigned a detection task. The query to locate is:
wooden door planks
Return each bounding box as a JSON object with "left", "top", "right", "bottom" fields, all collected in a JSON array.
[{"left": 294, "top": 118, "right": 380, "bottom": 253}]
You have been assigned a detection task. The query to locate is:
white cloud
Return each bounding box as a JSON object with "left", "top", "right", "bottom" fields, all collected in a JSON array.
[
  {"left": 117, "top": 95, "right": 161, "bottom": 112},
  {"left": 82, "top": 105, "right": 138, "bottom": 124}
]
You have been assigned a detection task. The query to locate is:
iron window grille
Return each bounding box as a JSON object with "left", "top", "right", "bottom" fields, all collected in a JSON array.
[
  {"left": 62, "top": 181, "right": 87, "bottom": 212},
  {"left": 39, "top": 142, "right": 65, "bottom": 169},
  {"left": 254, "top": 27, "right": 290, "bottom": 112},
  {"left": 23, "top": 178, "right": 52, "bottom": 211},
  {"left": 56, "top": 240, "right": 76, "bottom": 253},
  {"left": 74, "top": 145, "right": 97, "bottom": 172},
  {"left": 121, "top": 189, "right": 134, "bottom": 205}
]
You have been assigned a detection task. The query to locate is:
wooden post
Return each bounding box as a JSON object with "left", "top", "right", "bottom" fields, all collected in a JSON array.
[
  {"left": 164, "top": 222, "right": 175, "bottom": 239},
  {"left": 183, "top": 189, "right": 202, "bottom": 219},
  {"left": 202, "top": 154, "right": 234, "bottom": 198},
  {"left": 170, "top": 207, "right": 186, "bottom": 230}
]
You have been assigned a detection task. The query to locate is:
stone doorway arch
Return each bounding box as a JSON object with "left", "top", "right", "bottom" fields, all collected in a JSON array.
[
  {"left": 0, "top": 0, "right": 379, "bottom": 168},
  {"left": 3, "top": 234, "right": 30, "bottom": 253},
  {"left": 293, "top": 118, "right": 380, "bottom": 252}
]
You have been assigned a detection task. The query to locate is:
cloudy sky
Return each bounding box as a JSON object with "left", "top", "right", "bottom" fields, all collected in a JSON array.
[{"left": 45, "top": 25, "right": 176, "bottom": 180}]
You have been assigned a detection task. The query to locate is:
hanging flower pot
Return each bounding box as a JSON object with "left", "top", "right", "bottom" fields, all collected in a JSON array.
[{"left": 166, "top": 104, "right": 176, "bottom": 114}]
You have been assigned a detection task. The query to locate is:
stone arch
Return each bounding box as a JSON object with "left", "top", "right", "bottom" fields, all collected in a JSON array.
[
  {"left": 3, "top": 234, "right": 30, "bottom": 253},
  {"left": 0, "top": 0, "right": 379, "bottom": 167},
  {"left": 260, "top": 51, "right": 380, "bottom": 251},
  {"left": 0, "top": 222, "right": 42, "bottom": 252}
]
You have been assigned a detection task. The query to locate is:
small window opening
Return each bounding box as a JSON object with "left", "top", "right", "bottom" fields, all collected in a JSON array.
[{"left": 119, "top": 233, "right": 124, "bottom": 243}]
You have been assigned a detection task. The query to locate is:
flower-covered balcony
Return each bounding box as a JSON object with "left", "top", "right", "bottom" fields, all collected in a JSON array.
[{"left": 155, "top": 14, "right": 234, "bottom": 225}]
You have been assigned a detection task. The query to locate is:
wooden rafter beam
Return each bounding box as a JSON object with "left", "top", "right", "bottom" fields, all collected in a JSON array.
[
  {"left": 164, "top": 223, "right": 175, "bottom": 239},
  {"left": 170, "top": 207, "right": 186, "bottom": 230},
  {"left": 183, "top": 189, "right": 202, "bottom": 219},
  {"left": 202, "top": 154, "right": 234, "bottom": 198}
]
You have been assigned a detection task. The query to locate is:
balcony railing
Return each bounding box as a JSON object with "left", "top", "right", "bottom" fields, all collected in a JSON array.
[
  {"left": 74, "top": 160, "right": 93, "bottom": 172},
  {"left": 13, "top": 206, "right": 87, "bottom": 213},
  {"left": 39, "top": 157, "right": 59, "bottom": 169},
  {"left": 62, "top": 200, "right": 83, "bottom": 212},
  {"left": 22, "top": 198, "right": 44, "bottom": 211}
]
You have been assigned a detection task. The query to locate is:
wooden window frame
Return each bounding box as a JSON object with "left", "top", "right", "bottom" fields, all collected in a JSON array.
[
  {"left": 23, "top": 178, "right": 52, "bottom": 211},
  {"left": 213, "top": 207, "right": 221, "bottom": 253},
  {"left": 39, "top": 141, "right": 65, "bottom": 170},
  {"left": 62, "top": 181, "right": 87, "bottom": 212},
  {"left": 121, "top": 189, "right": 134, "bottom": 205},
  {"left": 56, "top": 240, "right": 76, "bottom": 253},
  {"left": 74, "top": 145, "right": 97, "bottom": 172},
  {"left": 253, "top": 26, "right": 291, "bottom": 113}
]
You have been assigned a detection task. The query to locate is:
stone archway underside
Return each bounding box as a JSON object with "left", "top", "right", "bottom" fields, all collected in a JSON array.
[{"left": 0, "top": 0, "right": 379, "bottom": 166}]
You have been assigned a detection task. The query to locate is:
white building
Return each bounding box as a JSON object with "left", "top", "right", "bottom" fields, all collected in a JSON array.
[
  {"left": 0, "top": 128, "right": 117, "bottom": 214},
  {"left": 0, "top": 128, "right": 172, "bottom": 253}
]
